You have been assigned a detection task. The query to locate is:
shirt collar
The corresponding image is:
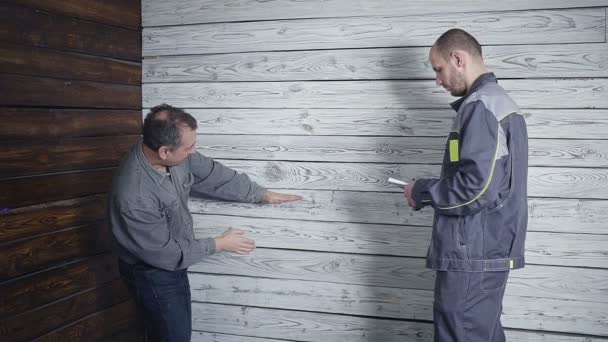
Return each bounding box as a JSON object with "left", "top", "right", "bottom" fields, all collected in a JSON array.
[
  {"left": 135, "top": 140, "right": 171, "bottom": 187},
  {"left": 450, "top": 72, "right": 497, "bottom": 111}
]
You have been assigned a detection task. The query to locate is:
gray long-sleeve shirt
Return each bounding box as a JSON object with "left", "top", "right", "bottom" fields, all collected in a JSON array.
[{"left": 109, "top": 141, "right": 265, "bottom": 271}]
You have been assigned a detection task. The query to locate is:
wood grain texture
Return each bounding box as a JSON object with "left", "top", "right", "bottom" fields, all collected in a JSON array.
[
  {"left": 0, "top": 279, "right": 130, "bottom": 341},
  {"left": 0, "top": 136, "right": 138, "bottom": 178},
  {"left": 0, "top": 195, "right": 107, "bottom": 243},
  {"left": 189, "top": 274, "right": 608, "bottom": 335},
  {"left": 143, "top": 8, "right": 605, "bottom": 56},
  {"left": 0, "top": 168, "right": 115, "bottom": 208},
  {"left": 209, "top": 159, "right": 608, "bottom": 199},
  {"left": 0, "top": 108, "right": 142, "bottom": 141},
  {"left": 200, "top": 136, "right": 608, "bottom": 168},
  {"left": 143, "top": 43, "right": 608, "bottom": 82},
  {"left": 5, "top": 0, "right": 141, "bottom": 30},
  {"left": 143, "top": 79, "right": 608, "bottom": 109},
  {"left": 190, "top": 248, "right": 608, "bottom": 303},
  {"left": 189, "top": 191, "right": 608, "bottom": 234},
  {"left": 194, "top": 215, "right": 608, "bottom": 268},
  {"left": 0, "top": 254, "right": 118, "bottom": 319},
  {"left": 191, "top": 303, "right": 608, "bottom": 342},
  {"left": 0, "top": 2, "right": 141, "bottom": 61},
  {"left": 33, "top": 300, "right": 139, "bottom": 342},
  {"left": 193, "top": 302, "right": 433, "bottom": 342},
  {"left": 0, "top": 74, "right": 141, "bottom": 109},
  {"left": 142, "top": 0, "right": 608, "bottom": 26},
  {"left": 192, "top": 332, "right": 291, "bottom": 342},
  {"left": 0, "top": 222, "right": 112, "bottom": 279},
  {"left": 0, "top": 43, "right": 141, "bottom": 85},
  {"left": 179, "top": 108, "right": 608, "bottom": 140}
]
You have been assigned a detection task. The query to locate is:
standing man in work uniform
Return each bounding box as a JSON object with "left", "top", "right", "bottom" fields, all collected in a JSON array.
[
  {"left": 109, "top": 104, "right": 302, "bottom": 342},
  {"left": 404, "top": 29, "right": 529, "bottom": 341}
]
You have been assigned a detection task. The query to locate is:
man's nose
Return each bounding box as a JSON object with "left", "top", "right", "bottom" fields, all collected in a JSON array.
[{"left": 436, "top": 77, "right": 443, "bottom": 86}]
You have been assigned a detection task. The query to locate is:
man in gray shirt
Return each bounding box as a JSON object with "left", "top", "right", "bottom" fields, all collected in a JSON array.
[{"left": 109, "top": 104, "right": 302, "bottom": 342}]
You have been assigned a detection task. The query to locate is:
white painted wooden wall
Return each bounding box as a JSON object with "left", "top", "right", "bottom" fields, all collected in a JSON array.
[{"left": 142, "top": 1, "right": 608, "bottom": 340}]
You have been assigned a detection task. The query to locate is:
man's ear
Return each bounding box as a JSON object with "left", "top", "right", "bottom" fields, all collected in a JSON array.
[
  {"left": 158, "top": 146, "right": 170, "bottom": 160},
  {"left": 451, "top": 50, "right": 466, "bottom": 68}
]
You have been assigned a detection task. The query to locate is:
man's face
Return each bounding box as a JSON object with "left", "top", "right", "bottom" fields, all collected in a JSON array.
[
  {"left": 163, "top": 127, "right": 197, "bottom": 166},
  {"left": 429, "top": 46, "right": 467, "bottom": 97}
]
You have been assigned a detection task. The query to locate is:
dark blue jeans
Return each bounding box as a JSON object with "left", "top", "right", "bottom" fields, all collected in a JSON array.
[
  {"left": 434, "top": 270, "right": 509, "bottom": 342},
  {"left": 118, "top": 259, "right": 192, "bottom": 342}
]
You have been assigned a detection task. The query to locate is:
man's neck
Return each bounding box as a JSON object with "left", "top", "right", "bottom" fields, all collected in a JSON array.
[
  {"left": 142, "top": 144, "right": 169, "bottom": 174},
  {"left": 464, "top": 65, "right": 488, "bottom": 94}
]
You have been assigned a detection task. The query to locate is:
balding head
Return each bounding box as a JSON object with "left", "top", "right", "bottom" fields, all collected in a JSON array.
[{"left": 433, "top": 28, "right": 482, "bottom": 62}]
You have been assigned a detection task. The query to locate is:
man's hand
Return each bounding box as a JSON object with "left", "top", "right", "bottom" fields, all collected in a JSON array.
[
  {"left": 404, "top": 180, "right": 416, "bottom": 209},
  {"left": 263, "top": 190, "right": 303, "bottom": 204},
  {"left": 215, "top": 228, "right": 255, "bottom": 255}
]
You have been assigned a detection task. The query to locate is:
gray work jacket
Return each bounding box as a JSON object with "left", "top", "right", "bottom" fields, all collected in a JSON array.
[
  {"left": 412, "top": 73, "right": 529, "bottom": 272},
  {"left": 109, "top": 141, "right": 265, "bottom": 271}
]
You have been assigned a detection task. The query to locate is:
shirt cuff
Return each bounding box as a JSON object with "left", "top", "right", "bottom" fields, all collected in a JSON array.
[{"left": 197, "top": 237, "right": 217, "bottom": 256}]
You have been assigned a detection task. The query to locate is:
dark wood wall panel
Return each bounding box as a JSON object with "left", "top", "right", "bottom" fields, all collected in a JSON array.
[
  {"left": 0, "top": 74, "right": 141, "bottom": 109},
  {"left": 33, "top": 300, "right": 142, "bottom": 342},
  {"left": 3, "top": 0, "right": 141, "bottom": 30},
  {"left": 0, "top": 2, "right": 140, "bottom": 61},
  {"left": 0, "top": 195, "right": 107, "bottom": 243},
  {"left": 0, "top": 135, "right": 139, "bottom": 178},
  {"left": 0, "top": 43, "right": 141, "bottom": 85},
  {"left": 0, "top": 254, "right": 118, "bottom": 319},
  {"left": 0, "top": 279, "right": 131, "bottom": 341},
  {"left": 0, "top": 222, "right": 112, "bottom": 279},
  {"left": 0, "top": 168, "right": 115, "bottom": 208},
  {"left": 0, "top": 108, "right": 141, "bottom": 141},
  {"left": 1, "top": 1, "right": 142, "bottom": 339}
]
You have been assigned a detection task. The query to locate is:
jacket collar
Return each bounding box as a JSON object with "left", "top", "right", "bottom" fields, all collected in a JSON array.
[{"left": 450, "top": 72, "right": 497, "bottom": 111}]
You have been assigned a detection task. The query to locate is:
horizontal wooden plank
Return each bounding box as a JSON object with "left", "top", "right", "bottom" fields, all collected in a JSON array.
[
  {"left": 0, "top": 108, "right": 141, "bottom": 141},
  {"left": 34, "top": 300, "right": 139, "bottom": 342},
  {"left": 143, "top": 8, "right": 605, "bottom": 56},
  {"left": 0, "top": 43, "right": 141, "bottom": 85},
  {"left": 178, "top": 108, "right": 608, "bottom": 140},
  {"left": 191, "top": 249, "right": 608, "bottom": 303},
  {"left": 143, "top": 43, "right": 608, "bottom": 82},
  {"left": 193, "top": 302, "right": 432, "bottom": 342},
  {"left": 0, "top": 279, "right": 130, "bottom": 341},
  {"left": 213, "top": 159, "right": 608, "bottom": 199},
  {"left": 0, "top": 222, "right": 112, "bottom": 279},
  {"left": 0, "top": 195, "right": 107, "bottom": 243},
  {"left": 0, "top": 74, "right": 141, "bottom": 109},
  {"left": 0, "top": 168, "right": 115, "bottom": 208},
  {"left": 0, "top": 254, "right": 118, "bottom": 319},
  {"left": 195, "top": 215, "right": 430, "bottom": 258},
  {"left": 201, "top": 136, "right": 608, "bottom": 168},
  {"left": 192, "top": 332, "right": 289, "bottom": 342},
  {"left": 190, "top": 274, "right": 608, "bottom": 335},
  {"left": 143, "top": 79, "right": 608, "bottom": 109},
  {"left": 0, "top": 2, "right": 140, "bottom": 61},
  {"left": 189, "top": 190, "right": 608, "bottom": 234},
  {"left": 194, "top": 215, "right": 608, "bottom": 268},
  {"left": 6, "top": 0, "right": 141, "bottom": 30},
  {"left": 0, "top": 136, "right": 138, "bottom": 178},
  {"left": 143, "top": 0, "right": 608, "bottom": 26},
  {"left": 192, "top": 303, "right": 608, "bottom": 342},
  {"left": 99, "top": 324, "right": 145, "bottom": 342}
]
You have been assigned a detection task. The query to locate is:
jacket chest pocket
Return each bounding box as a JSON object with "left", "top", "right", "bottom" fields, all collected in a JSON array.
[{"left": 444, "top": 131, "right": 461, "bottom": 176}]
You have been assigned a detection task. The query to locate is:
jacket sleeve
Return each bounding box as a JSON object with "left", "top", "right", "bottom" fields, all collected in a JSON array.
[
  {"left": 113, "top": 205, "right": 216, "bottom": 271},
  {"left": 188, "top": 151, "right": 266, "bottom": 203},
  {"left": 411, "top": 100, "right": 502, "bottom": 216}
]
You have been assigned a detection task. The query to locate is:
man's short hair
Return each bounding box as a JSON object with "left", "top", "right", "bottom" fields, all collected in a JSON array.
[
  {"left": 143, "top": 104, "right": 197, "bottom": 151},
  {"left": 434, "top": 28, "right": 482, "bottom": 60}
]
